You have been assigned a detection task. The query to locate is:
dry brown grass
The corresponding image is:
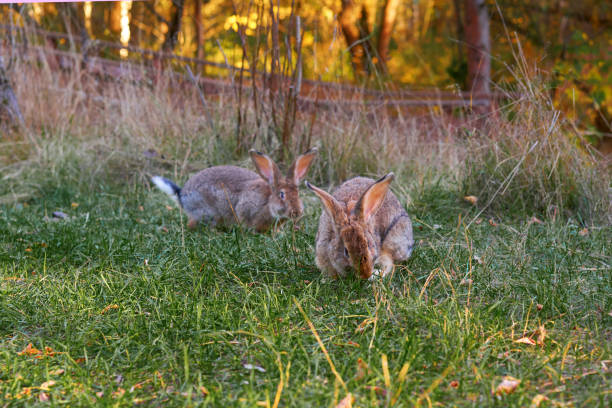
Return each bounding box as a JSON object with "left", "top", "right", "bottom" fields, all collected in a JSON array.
[{"left": 1, "top": 46, "right": 610, "bottom": 223}]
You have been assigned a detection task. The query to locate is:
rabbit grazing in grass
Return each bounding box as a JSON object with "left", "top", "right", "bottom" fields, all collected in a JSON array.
[
  {"left": 152, "top": 148, "right": 317, "bottom": 232},
  {"left": 306, "top": 173, "right": 414, "bottom": 280}
]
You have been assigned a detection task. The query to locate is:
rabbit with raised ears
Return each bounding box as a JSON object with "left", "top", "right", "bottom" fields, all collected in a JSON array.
[
  {"left": 306, "top": 173, "right": 414, "bottom": 280},
  {"left": 152, "top": 148, "right": 317, "bottom": 232}
]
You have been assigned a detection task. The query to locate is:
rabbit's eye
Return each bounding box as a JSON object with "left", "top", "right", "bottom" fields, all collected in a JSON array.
[
  {"left": 343, "top": 247, "right": 349, "bottom": 258},
  {"left": 279, "top": 191, "right": 285, "bottom": 200}
]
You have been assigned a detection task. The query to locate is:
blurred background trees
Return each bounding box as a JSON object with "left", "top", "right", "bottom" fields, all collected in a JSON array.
[{"left": 1, "top": 0, "right": 610, "bottom": 138}]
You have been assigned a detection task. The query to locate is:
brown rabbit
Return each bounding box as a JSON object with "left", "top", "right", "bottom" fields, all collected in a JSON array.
[
  {"left": 152, "top": 148, "right": 317, "bottom": 232},
  {"left": 306, "top": 173, "right": 414, "bottom": 279}
]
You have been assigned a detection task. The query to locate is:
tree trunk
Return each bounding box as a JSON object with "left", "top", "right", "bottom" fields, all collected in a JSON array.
[
  {"left": 464, "top": 0, "right": 491, "bottom": 111},
  {"left": 195, "top": 0, "right": 204, "bottom": 60},
  {"left": 339, "top": 0, "right": 367, "bottom": 78},
  {"left": 162, "top": 0, "right": 185, "bottom": 52},
  {"left": 0, "top": 55, "right": 25, "bottom": 127},
  {"left": 452, "top": 0, "right": 464, "bottom": 60},
  {"left": 377, "top": 0, "right": 399, "bottom": 69}
]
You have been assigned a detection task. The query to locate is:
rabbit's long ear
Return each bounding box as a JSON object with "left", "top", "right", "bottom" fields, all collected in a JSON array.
[
  {"left": 289, "top": 147, "right": 318, "bottom": 185},
  {"left": 354, "top": 173, "right": 394, "bottom": 222},
  {"left": 249, "top": 150, "right": 280, "bottom": 186},
  {"left": 305, "top": 181, "right": 347, "bottom": 225}
]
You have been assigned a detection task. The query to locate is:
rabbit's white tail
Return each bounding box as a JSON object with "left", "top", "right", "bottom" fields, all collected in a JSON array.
[{"left": 152, "top": 176, "right": 182, "bottom": 205}]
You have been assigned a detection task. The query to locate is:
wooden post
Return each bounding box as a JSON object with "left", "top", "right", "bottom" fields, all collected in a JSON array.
[
  {"left": 0, "top": 55, "right": 25, "bottom": 128},
  {"left": 464, "top": 0, "right": 491, "bottom": 113}
]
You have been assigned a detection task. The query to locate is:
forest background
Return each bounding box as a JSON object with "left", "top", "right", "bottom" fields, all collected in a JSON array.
[{"left": 1, "top": 0, "right": 610, "bottom": 144}]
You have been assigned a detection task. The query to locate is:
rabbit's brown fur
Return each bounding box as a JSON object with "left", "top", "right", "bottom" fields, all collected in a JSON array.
[
  {"left": 307, "top": 174, "right": 414, "bottom": 279},
  {"left": 152, "top": 148, "right": 317, "bottom": 232}
]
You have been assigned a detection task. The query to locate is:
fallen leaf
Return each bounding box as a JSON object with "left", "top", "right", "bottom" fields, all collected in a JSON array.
[
  {"left": 101, "top": 304, "right": 119, "bottom": 314},
  {"left": 75, "top": 358, "right": 86, "bottom": 364},
  {"left": 18, "top": 343, "right": 42, "bottom": 356},
  {"left": 242, "top": 363, "right": 265, "bottom": 373},
  {"left": 536, "top": 325, "right": 546, "bottom": 346},
  {"left": 489, "top": 218, "right": 499, "bottom": 227},
  {"left": 578, "top": 227, "right": 588, "bottom": 236},
  {"left": 112, "top": 388, "right": 125, "bottom": 398},
  {"left": 494, "top": 376, "right": 521, "bottom": 395},
  {"left": 355, "top": 358, "right": 369, "bottom": 381},
  {"left": 450, "top": 380, "right": 459, "bottom": 388},
  {"left": 528, "top": 216, "right": 544, "bottom": 225},
  {"left": 165, "top": 205, "right": 173, "bottom": 211},
  {"left": 464, "top": 195, "right": 478, "bottom": 205},
  {"left": 199, "top": 386, "right": 209, "bottom": 396},
  {"left": 39, "top": 391, "right": 49, "bottom": 402},
  {"left": 71, "top": 202, "right": 79, "bottom": 208},
  {"left": 44, "top": 346, "right": 56, "bottom": 356},
  {"left": 40, "top": 380, "right": 56, "bottom": 391},
  {"left": 16, "top": 387, "right": 32, "bottom": 399},
  {"left": 474, "top": 218, "right": 483, "bottom": 225},
  {"left": 50, "top": 369, "right": 65, "bottom": 376},
  {"left": 335, "top": 393, "right": 354, "bottom": 408},
  {"left": 537, "top": 304, "right": 543, "bottom": 311},
  {"left": 531, "top": 394, "right": 548, "bottom": 407},
  {"left": 514, "top": 337, "right": 536, "bottom": 345},
  {"left": 355, "top": 318, "right": 376, "bottom": 334}
]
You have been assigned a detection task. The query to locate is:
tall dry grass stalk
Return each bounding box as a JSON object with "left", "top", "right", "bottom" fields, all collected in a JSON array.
[
  {"left": 0, "top": 43, "right": 609, "bottom": 223},
  {"left": 462, "top": 41, "right": 611, "bottom": 224}
]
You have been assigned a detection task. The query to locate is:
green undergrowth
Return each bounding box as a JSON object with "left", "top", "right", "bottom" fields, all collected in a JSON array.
[{"left": 0, "top": 162, "right": 610, "bottom": 407}]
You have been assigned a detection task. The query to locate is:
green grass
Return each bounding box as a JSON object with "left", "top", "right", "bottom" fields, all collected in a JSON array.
[{"left": 0, "top": 172, "right": 610, "bottom": 407}]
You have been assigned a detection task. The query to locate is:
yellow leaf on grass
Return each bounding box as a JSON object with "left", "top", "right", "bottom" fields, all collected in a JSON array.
[
  {"left": 101, "top": 304, "right": 119, "bottom": 314},
  {"left": 355, "top": 318, "right": 375, "bottom": 334},
  {"left": 40, "top": 380, "right": 56, "bottom": 391},
  {"left": 18, "top": 343, "right": 42, "bottom": 356},
  {"left": 494, "top": 376, "right": 521, "bottom": 395},
  {"left": 514, "top": 337, "right": 536, "bottom": 345},
  {"left": 335, "top": 393, "right": 354, "bottom": 408},
  {"left": 464, "top": 195, "right": 478, "bottom": 205},
  {"left": 71, "top": 202, "right": 79, "bottom": 208},
  {"left": 531, "top": 394, "right": 548, "bottom": 407}
]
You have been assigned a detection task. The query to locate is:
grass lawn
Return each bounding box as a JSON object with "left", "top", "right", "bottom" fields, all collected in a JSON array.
[{"left": 0, "top": 173, "right": 610, "bottom": 407}]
